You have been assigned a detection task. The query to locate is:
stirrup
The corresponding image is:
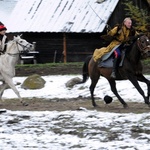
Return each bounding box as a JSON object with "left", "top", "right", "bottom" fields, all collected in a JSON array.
[{"left": 110, "top": 72, "right": 116, "bottom": 79}]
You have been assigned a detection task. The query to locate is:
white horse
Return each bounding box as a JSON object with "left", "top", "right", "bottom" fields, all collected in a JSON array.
[{"left": 0, "top": 35, "right": 34, "bottom": 106}]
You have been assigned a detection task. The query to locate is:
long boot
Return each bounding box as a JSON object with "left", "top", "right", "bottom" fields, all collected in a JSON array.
[{"left": 110, "top": 58, "right": 118, "bottom": 79}]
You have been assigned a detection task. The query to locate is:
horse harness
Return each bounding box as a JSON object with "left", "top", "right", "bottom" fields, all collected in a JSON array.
[
  {"left": 2, "top": 39, "right": 31, "bottom": 57},
  {"left": 137, "top": 35, "right": 150, "bottom": 57}
]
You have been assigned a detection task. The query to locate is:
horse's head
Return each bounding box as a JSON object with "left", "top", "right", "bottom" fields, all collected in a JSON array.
[
  {"left": 13, "top": 35, "right": 34, "bottom": 53},
  {"left": 137, "top": 35, "right": 150, "bottom": 59}
]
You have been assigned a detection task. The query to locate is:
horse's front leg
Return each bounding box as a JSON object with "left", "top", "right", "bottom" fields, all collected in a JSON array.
[
  {"left": 128, "top": 74, "right": 150, "bottom": 106},
  {"left": 137, "top": 74, "right": 150, "bottom": 105},
  {"left": 108, "top": 79, "right": 128, "bottom": 108},
  {"left": 2, "top": 74, "right": 28, "bottom": 106}
]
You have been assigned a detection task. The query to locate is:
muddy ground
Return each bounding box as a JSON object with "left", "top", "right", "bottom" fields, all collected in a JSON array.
[
  {"left": 1, "top": 97, "right": 150, "bottom": 113},
  {"left": 0, "top": 63, "right": 150, "bottom": 113}
]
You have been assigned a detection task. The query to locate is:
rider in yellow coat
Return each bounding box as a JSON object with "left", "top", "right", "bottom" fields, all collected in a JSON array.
[{"left": 93, "top": 17, "right": 137, "bottom": 78}]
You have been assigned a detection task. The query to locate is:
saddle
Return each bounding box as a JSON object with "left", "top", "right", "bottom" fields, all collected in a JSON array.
[{"left": 98, "top": 45, "right": 125, "bottom": 68}]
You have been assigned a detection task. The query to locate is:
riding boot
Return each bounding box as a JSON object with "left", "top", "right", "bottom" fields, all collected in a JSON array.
[{"left": 110, "top": 58, "right": 118, "bottom": 79}]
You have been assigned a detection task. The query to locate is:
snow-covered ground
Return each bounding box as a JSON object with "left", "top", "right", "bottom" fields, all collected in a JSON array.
[
  {"left": 1, "top": 110, "right": 150, "bottom": 150},
  {"left": 2, "top": 75, "right": 149, "bottom": 102},
  {"left": 0, "top": 75, "right": 150, "bottom": 150}
]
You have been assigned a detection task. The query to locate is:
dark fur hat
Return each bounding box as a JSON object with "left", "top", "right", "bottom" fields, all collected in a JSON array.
[{"left": 104, "top": 95, "right": 113, "bottom": 104}]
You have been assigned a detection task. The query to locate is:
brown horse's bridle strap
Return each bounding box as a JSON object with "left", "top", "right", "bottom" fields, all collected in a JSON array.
[{"left": 137, "top": 38, "right": 149, "bottom": 52}]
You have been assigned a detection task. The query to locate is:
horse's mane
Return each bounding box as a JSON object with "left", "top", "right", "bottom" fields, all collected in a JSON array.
[
  {"left": 131, "top": 34, "right": 144, "bottom": 42},
  {"left": 122, "top": 34, "right": 144, "bottom": 52},
  {"left": 5, "top": 40, "right": 15, "bottom": 53},
  {"left": 123, "top": 34, "right": 145, "bottom": 63},
  {"left": 7, "top": 36, "right": 21, "bottom": 46}
]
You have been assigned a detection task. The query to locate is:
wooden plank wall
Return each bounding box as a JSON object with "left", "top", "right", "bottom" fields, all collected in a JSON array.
[{"left": 23, "top": 32, "right": 106, "bottom": 63}]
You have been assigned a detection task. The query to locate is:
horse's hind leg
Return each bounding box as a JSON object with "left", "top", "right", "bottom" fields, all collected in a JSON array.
[
  {"left": 90, "top": 79, "right": 99, "bottom": 107},
  {"left": 89, "top": 74, "right": 100, "bottom": 107},
  {"left": 108, "top": 79, "right": 128, "bottom": 108},
  {"left": 88, "top": 58, "right": 100, "bottom": 107}
]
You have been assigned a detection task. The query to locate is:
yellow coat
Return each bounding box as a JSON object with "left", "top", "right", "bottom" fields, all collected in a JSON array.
[{"left": 93, "top": 25, "right": 131, "bottom": 62}]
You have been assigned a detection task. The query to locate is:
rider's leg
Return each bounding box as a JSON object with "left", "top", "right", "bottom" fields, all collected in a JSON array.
[
  {"left": 110, "top": 48, "right": 121, "bottom": 78},
  {"left": 110, "top": 57, "right": 118, "bottom": 78}
]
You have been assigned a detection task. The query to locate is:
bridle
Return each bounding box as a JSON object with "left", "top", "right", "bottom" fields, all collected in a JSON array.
[
  {"left": 137, "top": 35, "right": 150, "bottom": 57},
  {"left": 16, "top": 41, "right": 31, "bottom": 52},
  {"left": 137, "top": 35, "right": 150, "bottom": 50},
  {"left": 6, "top": 39, "right": 32, "bottom": 57}
]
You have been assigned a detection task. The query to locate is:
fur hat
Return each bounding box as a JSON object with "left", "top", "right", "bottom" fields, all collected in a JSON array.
[
  {"left": 0, "top": 22, "right": 7, "bottom": 31},
  {"left": 104, "top": 95, "right": 113, "bottom": 104}
]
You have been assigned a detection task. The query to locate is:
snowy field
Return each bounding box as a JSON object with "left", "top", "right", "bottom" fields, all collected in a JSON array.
[
  {"left": 2, "top": 75, "right": 150, "bottom": 102},
  {"left": 0, "top": 75, "right": 150, "bottom": 150}
]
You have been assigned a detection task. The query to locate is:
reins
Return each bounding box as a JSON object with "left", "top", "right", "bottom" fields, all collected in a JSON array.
[
  {"left": 125, "top": 35, "right": 150, "bottom": 62},
  {"left": 16, "top": 41, "right": 31, "bottom": 51},
  {"left": 5, "top": 40, "right": 30, "bottom": 56},
  {"left": 137, "top": 36, "right": 150, "bottom": 59}
]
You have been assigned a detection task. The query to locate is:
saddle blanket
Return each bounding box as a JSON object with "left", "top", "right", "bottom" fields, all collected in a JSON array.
[{"left": 98, "top": 45, "right": 125, "bottom": 68}]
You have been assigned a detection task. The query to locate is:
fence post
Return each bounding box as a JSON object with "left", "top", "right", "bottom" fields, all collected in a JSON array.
[{"left": 63, "top": 33, "right": 67, "bottom": 63}]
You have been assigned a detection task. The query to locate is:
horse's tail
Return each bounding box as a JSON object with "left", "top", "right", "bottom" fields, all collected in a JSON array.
[{"left": 78, "top": 55, "right": 92, "bottom": 84}]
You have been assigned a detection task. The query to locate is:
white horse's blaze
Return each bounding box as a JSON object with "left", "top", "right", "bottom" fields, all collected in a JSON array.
[{"left": 0, "top": 35, "right": 34, "bottom": 105}]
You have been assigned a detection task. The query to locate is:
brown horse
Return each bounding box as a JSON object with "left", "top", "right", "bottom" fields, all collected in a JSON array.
[{"left": 79, "top": 35, "right": 150, "bottom": 108}]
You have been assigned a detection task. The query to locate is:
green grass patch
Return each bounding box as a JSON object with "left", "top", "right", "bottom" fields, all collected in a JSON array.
[{"left": 16, "top": 62, "right": 83, "bottom": 69}]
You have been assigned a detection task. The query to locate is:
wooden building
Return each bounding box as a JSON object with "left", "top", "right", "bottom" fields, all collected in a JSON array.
[{"left": 2, "top": 0, "right": 150, "bottom": 63}]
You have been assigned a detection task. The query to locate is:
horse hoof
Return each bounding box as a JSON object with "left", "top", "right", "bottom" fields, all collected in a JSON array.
[
  {"left": 123, "top": 104, "right": 128, "bottom": 109},
  {"left": 145, "top": 100, "right": 150, "bottom": 107},
  {"left": 93, "top": 104, "right": 98, "bottom": 107},
  {"left": 21, "top": 101, "right": 28, "bottom": 106}
]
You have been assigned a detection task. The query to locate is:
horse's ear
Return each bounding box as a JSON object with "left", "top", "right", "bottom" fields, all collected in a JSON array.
[
  {"left": 13, "top": 36, "right": 17, "bottom": 40},
  {"left": 19, "top": 34, "right": 22, "bottom": 37},
  {"left": 13, "top": 35, "right": 20, "bottom": 40}
]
